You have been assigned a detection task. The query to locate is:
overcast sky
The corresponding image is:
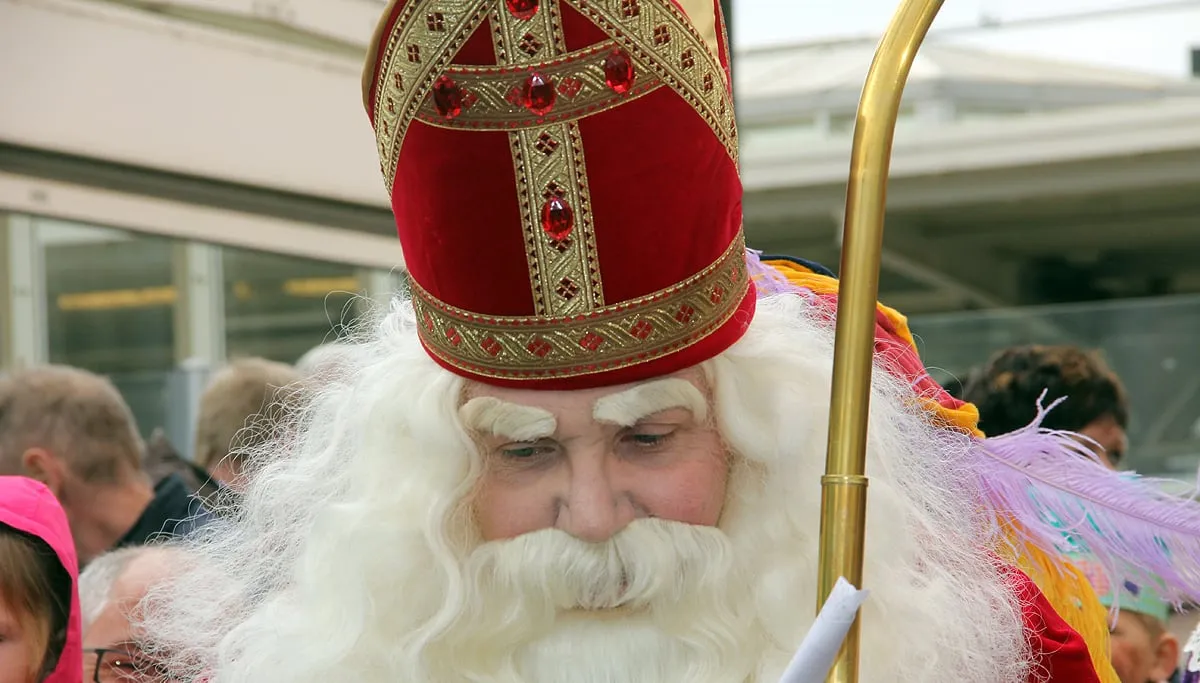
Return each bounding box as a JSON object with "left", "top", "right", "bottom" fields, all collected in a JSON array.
[{"left": 732, "top": 0, "right": 1200, "bottom": 78}]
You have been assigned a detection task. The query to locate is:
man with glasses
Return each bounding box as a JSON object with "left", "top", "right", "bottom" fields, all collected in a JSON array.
[{"left": 79, "top": 546, "right": 178, "bottom": 682}]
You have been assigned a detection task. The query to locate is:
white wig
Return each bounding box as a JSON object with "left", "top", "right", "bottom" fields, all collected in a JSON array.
[{"left": 139, "top": 292, "right": 1029, "bottom": 682}]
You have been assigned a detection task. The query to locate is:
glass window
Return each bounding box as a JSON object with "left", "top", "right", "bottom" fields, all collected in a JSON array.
[
  {"left": 913, "top": 296, "right": 1200, "bottom": 478},
  {"left": 223, "top": 247, "right": 364, "bottom": 364},
  {"left": 39, "top": 219, "right": 176, "bottom": 437}
]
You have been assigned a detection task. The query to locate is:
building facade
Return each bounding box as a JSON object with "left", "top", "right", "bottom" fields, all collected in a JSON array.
[{"left": 2, "top": 0, "right": 1199, "bottom": 475}]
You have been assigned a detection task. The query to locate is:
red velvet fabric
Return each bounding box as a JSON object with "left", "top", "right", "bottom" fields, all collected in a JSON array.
[
  {"left": 1009, "top": 565, "right": 1102, "bottom": 683},
  {"left": 368, "top": 0, "right": 748, "bottom": 389}
]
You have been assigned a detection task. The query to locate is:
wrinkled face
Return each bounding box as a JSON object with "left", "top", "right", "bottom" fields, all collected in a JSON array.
[
  {"left": 462, "top": 369, "right": 729, "bottom": 542},
  {"left": 83, "top": 553, "right": 174, "bottom": 683},
  {"left": 1078, "top": 414, "right": 1128, "bottom": 470}
]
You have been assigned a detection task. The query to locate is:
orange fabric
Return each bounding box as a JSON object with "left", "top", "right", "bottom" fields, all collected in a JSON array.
[{"left": 760, "top": 259, "right": 982, "bottom": 437}]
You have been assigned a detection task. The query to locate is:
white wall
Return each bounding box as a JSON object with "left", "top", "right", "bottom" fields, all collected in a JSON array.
[{"left": 0, "top": 0, "right": 389, "bottom": 208}]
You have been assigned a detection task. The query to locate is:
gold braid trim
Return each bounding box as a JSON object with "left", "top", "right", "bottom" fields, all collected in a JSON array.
[
  {"left": 491, "top": 1, "right": 607, "bottom": 317},
  {"left": 372, "top": 0, "right": 491, "bottom": 194},
  {"left": 414, "top": 41, "right": 666, "bottom": 129},
  {"left": 412, "top": 233, "right": 749, "bottom": 379},
  {"left": 370, "top": 0, "right": 739, "bottom": 191},
  {"left": 565, "top": 0, "right": 738, "bottom": 167}
]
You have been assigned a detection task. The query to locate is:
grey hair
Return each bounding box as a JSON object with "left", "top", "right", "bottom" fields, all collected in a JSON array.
[{"left": 78, "top": 546, "right": 152, "bottom": 630}]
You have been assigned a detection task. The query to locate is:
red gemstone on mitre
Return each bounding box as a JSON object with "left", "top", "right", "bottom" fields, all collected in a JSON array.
[
  {"left": 603, "top": 50, "right": 635, "bottom": 94},
  {"left": 505, "top": 0, "right": 539, "bottom": 20},
  {"left": 432, "top": 75, "right": 464, "bottom": 119},
  {"left": 541, "top": 196, "right": 574, "bottom": 241},
  {"left": 521, "top": 72, "right": 556, "bottom": 116}
]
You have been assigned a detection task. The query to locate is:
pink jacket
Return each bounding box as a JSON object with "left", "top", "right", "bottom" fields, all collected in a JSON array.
[{"left": 0, "top": 476, "right": 82, "bottom": 683}]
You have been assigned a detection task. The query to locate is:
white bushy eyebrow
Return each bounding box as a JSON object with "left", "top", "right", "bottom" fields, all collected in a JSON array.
[
  {"left": 592, "top": 378, "right": 707, "bottom": 427},
  {"left": 459, "top": 397, "right": 557, "bottom": 442}
]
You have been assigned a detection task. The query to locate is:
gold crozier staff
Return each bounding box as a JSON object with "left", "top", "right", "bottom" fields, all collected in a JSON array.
[{"left": 816, "top": 1, "right": 947, "bottom": 682}]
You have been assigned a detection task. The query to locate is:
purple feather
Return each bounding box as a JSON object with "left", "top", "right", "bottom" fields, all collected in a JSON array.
[
  {"left": 743, "top": 248, "right": 1200, "bottom": 607},
  {"left": 969, "top": 398, "right": 1200, "bottom": 608},
  {"left": 746, "top": 250, "right": 802, "bottom": 299}
]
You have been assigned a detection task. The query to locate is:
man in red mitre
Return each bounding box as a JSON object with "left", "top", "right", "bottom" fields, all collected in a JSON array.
[{"left": 137, "top": 2, "right": 1130, "bottom": 681}]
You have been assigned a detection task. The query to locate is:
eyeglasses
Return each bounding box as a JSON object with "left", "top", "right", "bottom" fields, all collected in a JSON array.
[{"left": 83, "top": 647, "right": 182, "bottom": 683}]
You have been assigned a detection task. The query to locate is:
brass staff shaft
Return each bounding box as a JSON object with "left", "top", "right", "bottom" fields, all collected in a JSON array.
[{"left": 815, "top": 0, "right": 946, "bottom": 682}]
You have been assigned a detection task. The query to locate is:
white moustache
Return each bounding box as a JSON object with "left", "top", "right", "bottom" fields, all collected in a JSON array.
[{"left": 465, "top": 518, "right": 736, "bottom": 612}]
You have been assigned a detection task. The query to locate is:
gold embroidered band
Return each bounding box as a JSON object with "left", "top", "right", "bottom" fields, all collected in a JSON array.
[
  {"left": 412, "top": 233, "right": 750, "bottom": 379},
  {"left": 492, "top": 0, "right": 606, "bottom": 317},
  {"left": 372, "top": 0, "right": 491, "bottom": 192},
  {"left": 372, "top": 0, "right": 738, "bottom": 193},
  {"left": 414, "top": 42, "right": 665, "bottom": 130},
  {"left": 564, "top": 0, "right": 738, "bottom": 167}
]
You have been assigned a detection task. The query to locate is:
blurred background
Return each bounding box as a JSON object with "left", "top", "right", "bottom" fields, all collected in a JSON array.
[{"left": 1, "top": 0, "right": 1198, "bottom": 477}]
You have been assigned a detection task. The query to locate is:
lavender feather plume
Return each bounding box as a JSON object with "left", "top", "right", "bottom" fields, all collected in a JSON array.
[
  {"left": 970, "top": 401, "right": 1200, "bottom": 608},
  {"left": 743, "top": 248, "right": 1200, "bottom": 606}
]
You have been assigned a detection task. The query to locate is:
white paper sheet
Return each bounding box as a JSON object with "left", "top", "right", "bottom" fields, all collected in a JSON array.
[{"left": 776, "top": 577, "right": 870, "bottom": 683}]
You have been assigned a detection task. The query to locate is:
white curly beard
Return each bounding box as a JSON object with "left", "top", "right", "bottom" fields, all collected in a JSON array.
[
  {"left": 137, "top": 294, "right": 1031, "bottom": 683},
  {"left": 418, "top": 519, "right": 763, "bottom": 683}
]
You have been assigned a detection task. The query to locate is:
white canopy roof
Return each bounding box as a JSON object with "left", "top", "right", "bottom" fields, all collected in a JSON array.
[{"left": 734, "top": 39, "right": 1200, "bottom": 123}]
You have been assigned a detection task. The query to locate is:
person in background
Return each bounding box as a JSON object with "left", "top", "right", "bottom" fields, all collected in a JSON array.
[
  {"left": 192, "top": 357, "right": 301, "bottom": 494},
  {"left": 78, "top": 546, "right": 177, "bottom": 683},
  {"left": 141, "top": 429, "right": 222, "bottom": 508},
  {"left": 0, "top": 476, "right": 82, "bottom": 683},
  {"left": 295, "top": 342, "right": 360, "bottom": 386},
  {"left": 1072, "top": 553, "right": 1181, "bottom": 683},
  {"left": 0, "top": 366, "right": 210, "bottom": 565},
  {"left": 963, "top": 344, "right": 1131, "bottom": 468},
  {"left": 966, "top": 346, "right": 1185, "bottom": 679}
]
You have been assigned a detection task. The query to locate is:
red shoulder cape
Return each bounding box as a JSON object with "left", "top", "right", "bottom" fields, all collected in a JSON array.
[{"left": 1010, "top": 565, "right": 1102, "bottom": 683}]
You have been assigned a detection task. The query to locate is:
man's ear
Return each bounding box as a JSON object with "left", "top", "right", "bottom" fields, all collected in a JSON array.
[
  {"left": 21, "top": 447, "right": 65, "bottom": 497},
  {"left": 1149, "top": 630, "right": 1180, "bottom": 681}
]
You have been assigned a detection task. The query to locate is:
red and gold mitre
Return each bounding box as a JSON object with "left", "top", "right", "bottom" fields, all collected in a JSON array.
[{"left": 363, "top": 0, "right": 750, "bottom": 389}]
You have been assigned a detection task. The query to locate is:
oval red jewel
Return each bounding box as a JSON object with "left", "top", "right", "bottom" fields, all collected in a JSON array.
[
  {"left": 432, "top": 75, "right": 464, "bottom": 119},
  {"left": 505, "top": 0, "right": 539, "bottom": 20},
  {"left": 603, "top": 50, "right": 635, "bottom": 94},
  {"left": 540, "top": 196, "right": 574, "bottom": 241},
  {"left": 521, "top": 72, "right": 556, "bottom": 116}
]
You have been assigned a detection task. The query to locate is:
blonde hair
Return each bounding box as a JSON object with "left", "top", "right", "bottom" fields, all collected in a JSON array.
[
  {"left": 0, "top": 526, "right": 70, "bottom": 682},
  {"left": 0, "top": 366, "right": 144, "bottom": 484},
  {"left": 193, "top": 358, "right": 302, "bottom": 470}
]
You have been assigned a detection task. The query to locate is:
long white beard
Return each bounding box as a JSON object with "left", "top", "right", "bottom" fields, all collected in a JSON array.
[
  {"left": 135, "top": 294, "right": 1031, "bottom": 683},
  {"left": 421, "top": 518, "right": 765, "bottom": 683}
]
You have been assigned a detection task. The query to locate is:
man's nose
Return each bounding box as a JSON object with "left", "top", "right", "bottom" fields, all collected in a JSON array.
[{"left": 556, "top": 456, "right": 635, "bottom": 543}]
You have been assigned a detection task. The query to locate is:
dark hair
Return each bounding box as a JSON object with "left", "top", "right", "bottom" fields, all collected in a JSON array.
[
  {"left": 940, "top": 375, "right": 968, "bottom": 401},
  {"left": 963, "top": 345, "right": 1129, "bottom": 437},
  {"left": 0, "top": 524, "right": 72, "bottom": 681}
]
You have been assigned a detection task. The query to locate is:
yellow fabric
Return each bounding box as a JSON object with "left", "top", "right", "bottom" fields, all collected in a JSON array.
[
  {"left": 759, "top": 258, "right": 1119, "bottom": 683},
  {"left": 761, "top": 259, "right": 984, "bottom": 436},
  {"left": 1005, "top": 535, "right": 1121, "bottom": 683}
]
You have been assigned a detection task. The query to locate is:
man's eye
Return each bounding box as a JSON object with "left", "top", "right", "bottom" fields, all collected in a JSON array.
[
  {"left": 626, "top": 430, "right": 674, "bottom": 447},
  {"left": 501, "top": 444, "right": 548, "bottom": 459}
]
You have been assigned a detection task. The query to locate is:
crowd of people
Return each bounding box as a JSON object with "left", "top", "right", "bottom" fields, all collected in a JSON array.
[{"left": 0, "top": 349, "right": 332, "bottom": 682}]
